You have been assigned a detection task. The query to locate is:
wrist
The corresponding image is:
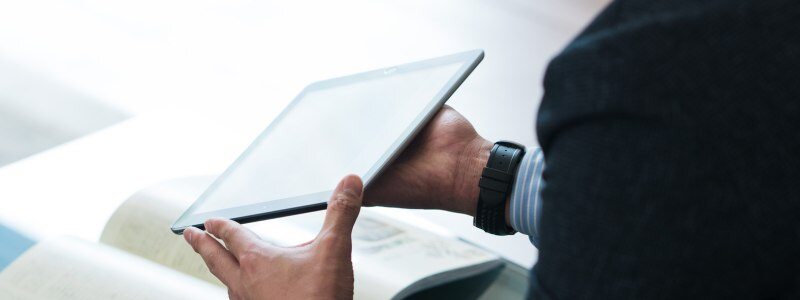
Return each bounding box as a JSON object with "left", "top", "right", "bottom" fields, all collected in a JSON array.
[{"left": 450, "top": 137, "right": 493, "bottom": 217}]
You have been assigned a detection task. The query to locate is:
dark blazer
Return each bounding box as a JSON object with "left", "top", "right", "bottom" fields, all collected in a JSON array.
[{"left": 532, "top": 0, "right": 800, "bottom": 298}]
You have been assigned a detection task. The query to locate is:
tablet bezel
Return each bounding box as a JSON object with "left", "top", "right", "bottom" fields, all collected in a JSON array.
[{"left": 171, "top": 49, "right": 484, "bottom": 234}]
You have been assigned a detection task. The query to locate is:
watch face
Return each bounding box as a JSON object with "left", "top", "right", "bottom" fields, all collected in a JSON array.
[{"left": 496, "top": 140, "right": 526, "bottom": 151}]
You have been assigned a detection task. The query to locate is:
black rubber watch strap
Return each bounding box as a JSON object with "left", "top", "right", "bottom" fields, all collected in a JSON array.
[{"left": 474, "top": 141, "right": 525, "bottom": 235}]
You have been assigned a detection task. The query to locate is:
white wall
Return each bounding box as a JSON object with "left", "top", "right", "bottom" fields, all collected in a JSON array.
[{"left": 0, "top": 0, "right": 609, "bottom": 145}]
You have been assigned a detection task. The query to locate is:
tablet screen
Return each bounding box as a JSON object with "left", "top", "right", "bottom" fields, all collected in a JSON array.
[
  {"left": 173, "top": 50, "right": 483, "bottom": 231},
  {"left": 196, "top": 62, "right": 462, "bottom": 213}
]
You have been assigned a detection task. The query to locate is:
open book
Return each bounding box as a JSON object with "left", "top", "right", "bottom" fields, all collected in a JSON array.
[{"left": 0, "top": 177, "right": 503, "bottom": 299}]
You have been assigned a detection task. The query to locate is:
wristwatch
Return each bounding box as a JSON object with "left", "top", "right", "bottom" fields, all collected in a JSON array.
[{"left": 473, "top": 141, "right": 525, "bottom": 235}]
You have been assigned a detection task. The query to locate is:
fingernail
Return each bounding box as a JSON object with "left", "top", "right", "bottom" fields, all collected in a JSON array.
[{"left": 341, "top": 175, "right": 363, "bottom": 197}]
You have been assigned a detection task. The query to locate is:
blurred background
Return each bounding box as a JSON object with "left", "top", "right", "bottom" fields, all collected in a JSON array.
[
  {"left": 0, "top": 0, "right": 608, "bottom": 166},
  {"left": 0, "top": 0, "right": 610, "bottom": 268}
]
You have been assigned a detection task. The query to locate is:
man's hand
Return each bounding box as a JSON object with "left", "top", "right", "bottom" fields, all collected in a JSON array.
[
  {"left": 364, "top": 105, "right": 492, "bottom": 217},
  {"left": 184, "top": 175, "right": 363, "bottom": 300}
]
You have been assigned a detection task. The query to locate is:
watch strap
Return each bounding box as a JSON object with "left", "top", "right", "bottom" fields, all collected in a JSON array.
[{"left": 474, "top": 141, "right": 525, "bottom": 235}]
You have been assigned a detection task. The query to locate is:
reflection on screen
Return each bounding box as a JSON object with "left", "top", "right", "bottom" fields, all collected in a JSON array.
[{"left": 195, "top": 62, "right": 463, "bottom": 213}]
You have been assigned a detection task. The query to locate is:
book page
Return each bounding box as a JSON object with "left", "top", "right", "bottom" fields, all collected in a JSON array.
[
  {"left": 101, "top": 176, "right": 502, "bottom": 299},
  {"left": 98, "top": 176, "right": 315, "bottom": 286},
  {"left": 355, "top": 216, "right": 502, "bottom": 299},
  {"left": 0, "top": 237, "right": 226, "bottom": 300},
  {"left": 255, "top": 210, "right": 502, "bottom": 299},
  {"left": 99, "top": 176, "right": 222, "bottom": 285}
]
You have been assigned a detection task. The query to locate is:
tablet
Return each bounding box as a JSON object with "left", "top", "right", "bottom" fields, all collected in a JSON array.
[{"left": 171, "top": 50, "right": 484, "bottom": 234}]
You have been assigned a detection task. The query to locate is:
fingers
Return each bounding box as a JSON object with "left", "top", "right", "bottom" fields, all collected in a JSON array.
[
  {"left": 204, "top": 218, "right": 263, "bottom": 259},
  {"left": 321, "top": 174, "right": 363, "bottom": 237},
  {"left": 184, "top": 227, "right": 240, "bottom": 285}
]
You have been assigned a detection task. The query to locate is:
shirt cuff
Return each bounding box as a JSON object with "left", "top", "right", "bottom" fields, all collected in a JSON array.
[{"left": 508, "top": 147, "right": 545, "bottom": 247}]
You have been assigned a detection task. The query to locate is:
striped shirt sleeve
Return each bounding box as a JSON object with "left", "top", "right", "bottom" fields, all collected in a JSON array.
[{"left": 508, "top": 147, "right": 545, "bottom": 247}]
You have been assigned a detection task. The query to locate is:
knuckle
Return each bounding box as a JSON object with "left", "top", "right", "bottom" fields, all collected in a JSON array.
[
  {"left": 240, "top": 263, "right": 258, "bottom": 275},
  {"left": 205, "top": 249, "right": 218, "bottom": 261},
  {"left": 217, "top": 223, "right": 232, "bottom": 239},
  {"left": 198, "top": 244, "right": 214, "bottom": 258},
  {"left": 239, "top": 254, "right": 262, "bottom": 274},
  {"left": 206, "top": 260, "right": 220, "bottom": 275},
  {"left": 205, "top": 257, "right": 224, "bottom": 276},
  {"left": 330, "top": 193, "right": 360, "bottom": 214},
  {"left": 243, "top": 243, "right": 262, "bottom": 256},
  {"left": 189, "top": 242, "right": 201, "bottom": 254},
  {"left": 238, "top": 251, "right": 256, "bottom": 265},
  {"left": 238, "top": 246, "right": 263, "bottom": 266}
]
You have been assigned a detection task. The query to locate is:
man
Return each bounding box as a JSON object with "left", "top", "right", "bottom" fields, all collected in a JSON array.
[{"left": 184, "top": 0, "right": 800, "bottom": 298}]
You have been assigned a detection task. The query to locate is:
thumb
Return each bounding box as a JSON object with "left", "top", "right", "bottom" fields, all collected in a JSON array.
[{"left": 320, "top": 174, "right": 363, "bottom": 237}]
